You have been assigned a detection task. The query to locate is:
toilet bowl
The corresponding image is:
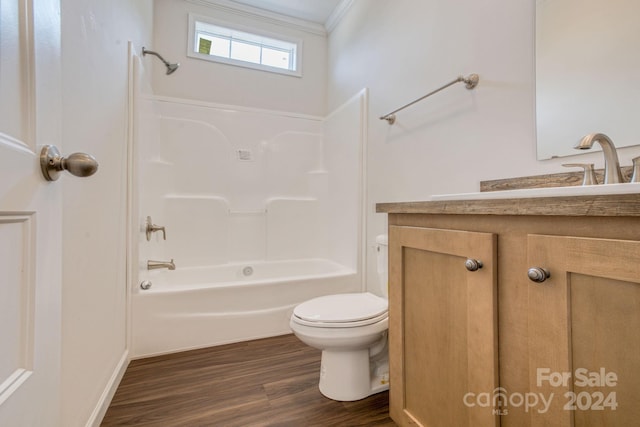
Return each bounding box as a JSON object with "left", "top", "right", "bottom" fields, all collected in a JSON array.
[{"left": 289, "top": 235, "right": 389, "bottom": 401}]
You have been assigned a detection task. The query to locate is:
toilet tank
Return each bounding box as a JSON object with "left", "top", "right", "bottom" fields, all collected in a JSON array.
[{"left": 375, "top": 234, "right": 388, "bottom": 298}]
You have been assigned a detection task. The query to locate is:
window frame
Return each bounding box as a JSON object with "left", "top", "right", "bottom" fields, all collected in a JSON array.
[{"left": 187, "top": 13, "right": 303, "bottom": 77}]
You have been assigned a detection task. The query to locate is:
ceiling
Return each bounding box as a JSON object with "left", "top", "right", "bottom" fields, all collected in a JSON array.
[{"left": 229, "top": 0, "right": 343, "bottom": 24}]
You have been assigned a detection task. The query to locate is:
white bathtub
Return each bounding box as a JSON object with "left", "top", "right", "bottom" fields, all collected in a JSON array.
[{"left": 131, "top": 258, "right": 359, "bottom": 357}]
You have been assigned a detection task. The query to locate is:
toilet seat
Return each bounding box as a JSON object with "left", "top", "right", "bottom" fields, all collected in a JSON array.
[{"left": 292, "top": 292, "right": 388, "bottom": 328}]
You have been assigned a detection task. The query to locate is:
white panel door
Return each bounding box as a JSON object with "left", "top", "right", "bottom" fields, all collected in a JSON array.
[{"left": 0, "top": 0, "right": 62, "bottom": 425}]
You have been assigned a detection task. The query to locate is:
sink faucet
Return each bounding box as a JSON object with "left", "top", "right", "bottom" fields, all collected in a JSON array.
[
  {"left": 147, "top": 259, "right": 176, "bottom": 270},
  {"left": 574, "top": 133, "right": 624, "bottom": 184}
]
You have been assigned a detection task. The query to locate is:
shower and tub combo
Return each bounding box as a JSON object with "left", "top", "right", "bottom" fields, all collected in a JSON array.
[{"left": 130, "top": 51, "right": 368, "bottom": 358}]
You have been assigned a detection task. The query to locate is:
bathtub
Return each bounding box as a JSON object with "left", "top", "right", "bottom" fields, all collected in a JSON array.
[{"left": 131, "top": 258, "right": 359, "bottom": 357}]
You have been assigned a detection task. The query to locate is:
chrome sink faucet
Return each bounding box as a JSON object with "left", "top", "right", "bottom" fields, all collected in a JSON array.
[
  {"left": 574, "top": 133, "right": 624, "bottom": 184},
  {"left": 147, "top": 259, "right": 176, "bottom": 270}
]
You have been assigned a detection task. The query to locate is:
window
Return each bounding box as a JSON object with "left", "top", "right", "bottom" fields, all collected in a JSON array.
[{"left": 188, "top": 14, "right": 302, "bottom": 77}]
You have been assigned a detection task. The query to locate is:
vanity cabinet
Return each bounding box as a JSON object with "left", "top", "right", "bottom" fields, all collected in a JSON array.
[
  {"left": 527, "top": 234, "right": 640, "bottom": 427},
  {"left": 378, "top": 194, "right": 640, "bottom": 427},
  {"left": 388, "top": 226, "right": 499, "bottom": 427}
]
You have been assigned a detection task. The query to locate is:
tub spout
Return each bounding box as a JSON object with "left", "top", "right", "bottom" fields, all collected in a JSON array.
[{"left": 147, "top": 259, "right": 176, "bottom": 270}]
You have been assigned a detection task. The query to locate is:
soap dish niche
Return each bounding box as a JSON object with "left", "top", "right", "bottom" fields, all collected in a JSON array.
[{"left": 236, "top": 149, "right": 253, "bottom": 162}]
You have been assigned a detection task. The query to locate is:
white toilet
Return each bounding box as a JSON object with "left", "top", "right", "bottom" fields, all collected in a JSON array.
[{"left": 289, "top": 235, "right": 389, "bottom": 401}]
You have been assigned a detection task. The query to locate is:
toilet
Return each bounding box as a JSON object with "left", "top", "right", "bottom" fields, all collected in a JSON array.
[{"left": 289, "top": 235, "right": 389, "bottom": 401}]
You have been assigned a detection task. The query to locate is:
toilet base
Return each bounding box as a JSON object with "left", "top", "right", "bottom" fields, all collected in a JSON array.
[{"left": 318, "top": 349, "right": 389, "bottom": 401}]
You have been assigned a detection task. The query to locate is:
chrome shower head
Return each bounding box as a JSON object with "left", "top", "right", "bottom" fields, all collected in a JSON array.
[{"left": 142, "top": 47, "right": 179, "bottom": 75}]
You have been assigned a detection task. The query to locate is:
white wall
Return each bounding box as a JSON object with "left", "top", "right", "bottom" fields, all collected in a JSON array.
[
  {"left": 326, "top": 0, "right": 640, "bottom": 294},
  {"left": 60, "top": 1, "right": 153, "bottom": 425},
  {"left": 152, "top": 0, "right": 327, "bottom": 116}
]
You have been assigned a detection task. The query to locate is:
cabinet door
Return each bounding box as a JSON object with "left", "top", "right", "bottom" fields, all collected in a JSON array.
[
  {"left": 528, "top": 234, "right": 640, "bottom": 426},
  {"left": 389, "top": 226, "right": 499, "bottom": 427}
]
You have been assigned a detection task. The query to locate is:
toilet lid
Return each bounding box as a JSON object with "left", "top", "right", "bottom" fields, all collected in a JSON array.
[{"left": 293, "top": 292, "right": 388, "bottom": 324}]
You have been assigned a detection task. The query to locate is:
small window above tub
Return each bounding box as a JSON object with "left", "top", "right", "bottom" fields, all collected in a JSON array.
[{"left": 188, "top": 14, "right": 302, "bottom": 77}]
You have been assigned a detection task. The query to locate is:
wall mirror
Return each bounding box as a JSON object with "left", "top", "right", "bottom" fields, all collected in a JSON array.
[{"left": 536, "top": 0, "right": 640, "bottom": 159}]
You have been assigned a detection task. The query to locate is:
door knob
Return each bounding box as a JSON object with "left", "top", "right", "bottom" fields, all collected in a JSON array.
[
  {"left": 527, "top": 267, "right": 550, "bottom": 283},
  {"left": 40, "top": 145, "right": 99, "bottom": 181}
]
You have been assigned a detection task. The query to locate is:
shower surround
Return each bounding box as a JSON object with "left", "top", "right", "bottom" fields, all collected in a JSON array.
[{"left": 131, "top": 59, "right": 367, "bottom": 357}]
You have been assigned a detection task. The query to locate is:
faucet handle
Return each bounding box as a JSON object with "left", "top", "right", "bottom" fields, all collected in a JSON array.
[
  {"left": 562, "top": 163, "right": 598, "bottom": 186},
  {"left": 145, "top": 216, "right": 167, "bottom": 241},
  {"left": 631, "top": 156, "right": 640, "bottom": 183}
]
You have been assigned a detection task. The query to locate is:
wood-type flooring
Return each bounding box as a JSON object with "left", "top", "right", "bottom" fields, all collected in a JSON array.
[{"left": 102, "top": 334, "right": 396, "bottom": 426}]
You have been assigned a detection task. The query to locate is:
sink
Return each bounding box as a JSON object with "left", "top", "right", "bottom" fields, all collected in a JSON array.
[{"left": 430, "top": 182, "right": 640, "bottom": 201}]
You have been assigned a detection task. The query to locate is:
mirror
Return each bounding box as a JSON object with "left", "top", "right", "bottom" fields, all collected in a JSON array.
[{"left": 536, "top": 0, "right": 640, "bottom": 159}]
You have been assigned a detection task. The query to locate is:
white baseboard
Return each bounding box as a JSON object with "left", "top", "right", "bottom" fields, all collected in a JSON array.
[{"left": 86, "top": 350, "right": 129, "bottom": 427}]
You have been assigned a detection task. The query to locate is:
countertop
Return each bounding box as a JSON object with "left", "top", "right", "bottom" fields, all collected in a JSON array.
[{"left": 376, "top": 193, "right": 640, "bottom": 217}]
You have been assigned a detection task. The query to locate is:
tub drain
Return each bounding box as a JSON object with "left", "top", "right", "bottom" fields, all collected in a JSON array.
[{"left": 242, "top": 266, "right": 254, "bottom": 276}]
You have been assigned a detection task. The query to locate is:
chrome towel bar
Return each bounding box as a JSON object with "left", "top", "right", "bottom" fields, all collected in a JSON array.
[{"left": 380, "top": 73, "right": 479, "bottom": 125}]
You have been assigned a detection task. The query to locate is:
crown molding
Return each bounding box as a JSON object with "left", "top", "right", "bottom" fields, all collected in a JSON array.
[
  {"left": 186, "top": 0, "right": 327, "bottom": 36},
  {"left": 325, "top": 0, "right": 354, "bottom": 33}
]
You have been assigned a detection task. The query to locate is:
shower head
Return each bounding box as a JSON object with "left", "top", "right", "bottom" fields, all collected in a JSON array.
[
  {"left": 166, "top": 62, "right": 180, "bottom": 75},
  {"left": 142, "top": 47, "right": 180, "bottom": 75}
]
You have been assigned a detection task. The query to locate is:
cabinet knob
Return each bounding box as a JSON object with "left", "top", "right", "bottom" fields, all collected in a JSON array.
[
  {"left": 465, "top": 258, "right": 483, "bottom": 272},
  {"left": 528, "top": 267, "right": 550, "bottom": 283}
]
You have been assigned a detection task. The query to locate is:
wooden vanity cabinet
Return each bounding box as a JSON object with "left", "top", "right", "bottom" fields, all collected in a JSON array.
[
  {"left": 381, "top": 205, "right": 640, "bottom": 427},
  {"left": 388, "top": 226, "right": 499, "bottom": 427},
  {"left": 527, "top": 234, "right": 640, "bottom": 427}
]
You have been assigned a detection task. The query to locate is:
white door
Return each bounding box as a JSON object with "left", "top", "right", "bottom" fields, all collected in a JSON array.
[{"left": 0, "top": 0, "right": 63, "bottom": 425}]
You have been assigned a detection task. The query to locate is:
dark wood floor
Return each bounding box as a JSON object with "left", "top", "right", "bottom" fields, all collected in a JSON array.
[{"left": 102, "top": 334, "right": 396, "bottom": 426}]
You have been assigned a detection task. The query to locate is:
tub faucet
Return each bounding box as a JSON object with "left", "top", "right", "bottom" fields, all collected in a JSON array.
[
  {"left": 147, "top": 259, "right": 176, "bottom": 270},
  {"left": 574, "top": 133, "right": 624, "bottom": 184},
  {"left": 146, "top": 216, "right": 166, "bottom": 241}
]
